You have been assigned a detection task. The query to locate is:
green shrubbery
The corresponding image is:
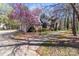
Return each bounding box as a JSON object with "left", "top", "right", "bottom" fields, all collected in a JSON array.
[
  {"left": 6, "top": 20, "right": 19, "bottom": 29},
  {"left": 0, "top": 15, "right": 19, "bottom": 30}
]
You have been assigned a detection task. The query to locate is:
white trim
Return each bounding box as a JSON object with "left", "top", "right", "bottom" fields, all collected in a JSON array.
[{"left": 0, "top": 30, "right": 17, "bottom": 34}]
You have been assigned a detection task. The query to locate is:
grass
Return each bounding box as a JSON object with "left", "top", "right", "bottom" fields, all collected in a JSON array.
[
  {"left": 77, "top": 29, "right": 79, "bottom": 33},
  {"left": 39, "top": 31, "right": 49, "bottom": 35},
  {"left": 37, "top": 46, "right": 51, "bottom": 56},
  {"left": 36, "top": 29, "right": 79, "bottom": 56},
  {"left": 37, "top": 46, "right": 79, "bottom": 56},
  {"left": 38, "top": 30, "right": 62, "bottom": 35}
]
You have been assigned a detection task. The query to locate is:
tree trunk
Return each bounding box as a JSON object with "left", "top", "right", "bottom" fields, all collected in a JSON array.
[
  {"left": 70, "top": 3, "right": 79, "bottom": 21},
  {"left": 72, "top": 3, "right": 77, "bottom": 36},
  {"left": 64, "top": 18, "right": 66, "bottom": 30},
  {"left": 76, "top": 19, "right": 78, "bottom": 31},
  {"left": 58, "top": 19, "right": 61, "bottom": 30},
  {"left": 66, "top": 17, "right": 69, "bottom": 30},
  {"left": 54, "top": 23, "right": 58, "bottom": 31}
]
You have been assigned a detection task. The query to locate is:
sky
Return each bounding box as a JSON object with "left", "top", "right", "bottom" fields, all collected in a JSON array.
[
  {"left": 25, "top": 3, "right": 56, "bottom": 10},
  {"left": 0, "top": 3, "right": 59, "bottom": 11},
  {"left": 0, "top": 3, "right": 61, "bottom": 16}
]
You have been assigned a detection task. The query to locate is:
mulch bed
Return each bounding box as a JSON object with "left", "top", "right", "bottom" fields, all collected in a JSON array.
[{"left": 11, "top": 32, "right": 43, "bottom": 40}]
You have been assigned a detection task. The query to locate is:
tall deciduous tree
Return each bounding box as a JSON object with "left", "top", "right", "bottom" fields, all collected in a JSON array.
[
  {"left": 10, "top": 3, "right": 41, "bottom": 32},
  {"left": 70, "top": 3, "right": 77, "bottom": 36}
]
